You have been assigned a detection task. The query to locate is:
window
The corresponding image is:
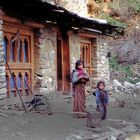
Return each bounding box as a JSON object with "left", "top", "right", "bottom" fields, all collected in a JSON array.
[
  {"left": 17, "top": 40, "right": 23, "bottom": 62},
  {"left": 3, "top": 26, "right": 33, "bottom": 98},
  {"left": 10, "top": 73, "right": 16, "bottom": 97},
  {"left": 80, "top": 42, "right": 91, "bottom": 74},
  {"left": 24, "top": 39, "right": 29, "bottom": 62},
  {"left": 3, "top": 35, "right": 30, "bottom": 63},
  {"left": 24, "top": 72, "right": 29, "bottom": 95},
  {"left": 3, "top": 36, "right": 9, "bottom": 61},
  {"left": 10, "top": 37, "right": 16, "bottom": 62},
  {"left": 17, "top": 72, "right": 23, "bottom": 95}
]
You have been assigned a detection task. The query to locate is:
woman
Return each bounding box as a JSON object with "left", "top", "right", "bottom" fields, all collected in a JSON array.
[{"left": 72, "top": 60, "right": 89, "bottom": 118}]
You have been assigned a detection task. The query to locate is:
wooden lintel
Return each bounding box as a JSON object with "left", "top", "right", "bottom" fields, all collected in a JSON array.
[
  {"left": 1, "top": 15, "right": 44, "bottom": 29},
  {"left": 78, "top": 32, "right": 97, "bottom": 38}
]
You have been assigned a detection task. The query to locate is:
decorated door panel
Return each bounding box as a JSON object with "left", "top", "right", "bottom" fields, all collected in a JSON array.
[
  {"left": 80, "top": 42, "right": 91, "bottom": 75},
  {"left": 3, "top": 24, "right": 34, "bottom": 98}
]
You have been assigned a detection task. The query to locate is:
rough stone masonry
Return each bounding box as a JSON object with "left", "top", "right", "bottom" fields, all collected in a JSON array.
[
  {"left": 0, "top": 19, "right": 7, "bottom": 100},
  {"left": 34, "top": 27, "right": 57, "bottom": 96}
]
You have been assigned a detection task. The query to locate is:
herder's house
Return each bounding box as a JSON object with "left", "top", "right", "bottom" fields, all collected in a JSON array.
[{"left": 0, "top": 0, "right": 123, "bottom": 103}]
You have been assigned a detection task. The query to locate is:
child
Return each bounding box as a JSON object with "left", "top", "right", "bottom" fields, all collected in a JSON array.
[{"left": 95, "top": 81, "right": 109, "bottom": 120}]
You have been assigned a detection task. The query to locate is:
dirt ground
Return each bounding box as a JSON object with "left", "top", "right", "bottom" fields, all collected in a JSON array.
[{"left": 0, "top": 94, "right": 140, "bottom": 140}]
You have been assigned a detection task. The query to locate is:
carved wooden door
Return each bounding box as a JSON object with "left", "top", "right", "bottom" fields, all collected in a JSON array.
[{"left": 3, "top": 24, "right": 34, "bottom": 98}]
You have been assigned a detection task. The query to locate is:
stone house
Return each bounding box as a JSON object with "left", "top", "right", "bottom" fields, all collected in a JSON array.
[{"left": 0, "top": 0, "right": 123, "bottom": 103}]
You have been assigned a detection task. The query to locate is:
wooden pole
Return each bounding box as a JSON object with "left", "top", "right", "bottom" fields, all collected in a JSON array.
[
  {"left": 24, "top": 79, "right": 39, "bottom": 112},
  {"left": 24, "top": 79, "right": 52, "bottom": 113},
  {"left": 24, "top": 79, "right": 37, "bottom": 112},
  {"left": 24, "top": 79, "right": 35, "bottom": 98}
]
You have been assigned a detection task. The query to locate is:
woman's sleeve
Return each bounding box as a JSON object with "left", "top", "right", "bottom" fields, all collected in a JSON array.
[
  {"left": 95, "top": 89, "right": 100, "bottom": 105},
  {"left": 72, "top": 72, "right": 79, "bottom": 84}
]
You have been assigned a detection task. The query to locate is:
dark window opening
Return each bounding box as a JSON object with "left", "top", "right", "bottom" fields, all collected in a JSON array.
[
  {"left": 24, "top": 39, "right": 29, "bottom": 62},
  {"left": 24, "top": 72, "right": 29, "bottom": 95},
  {"left": 10, "top": 73, "right": 16, "bottom": 97},
  {"left": 10, "top": 37, "right": 16, "bottom": 62},
  {"left": 3, "top": 36, "right": 8, "bottom": 61},
  {"left": 18, "top": 40, "right": 23, "bottom": 62}
]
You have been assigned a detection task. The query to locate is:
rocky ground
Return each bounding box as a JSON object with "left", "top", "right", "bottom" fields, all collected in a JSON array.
[{"left": 0, "top": 92, "right": 140, "bottom": 140}]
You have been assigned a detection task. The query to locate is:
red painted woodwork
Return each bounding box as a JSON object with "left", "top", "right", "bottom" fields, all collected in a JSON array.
[{"left": 3, "top": 23, "right": 34, "bottom": 97}]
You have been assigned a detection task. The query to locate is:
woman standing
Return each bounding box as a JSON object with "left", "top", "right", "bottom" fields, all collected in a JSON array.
[{"left": 72, "top": 60, "right": 89, "bottom": 118}]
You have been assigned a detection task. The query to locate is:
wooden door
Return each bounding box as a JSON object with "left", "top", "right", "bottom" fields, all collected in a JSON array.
[
  {"left": 80, "top": 42, "right": 91, "bottom": 74},
  {"left": 62, "top": 38, "right": 70, "bottom": 92},
  {"left": 57, "top": 36, "right": 70, "bottom": 92},
  {"left": 3, "top": 24, "right": 34, "bottom": 98},
  {"left": 57, "top": 39, "right": 62, "bottom": 91}
]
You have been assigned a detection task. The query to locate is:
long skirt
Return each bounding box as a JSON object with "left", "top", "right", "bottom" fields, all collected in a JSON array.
[{"left": 73, "top": 84, "right": 86, "bottom": 118}]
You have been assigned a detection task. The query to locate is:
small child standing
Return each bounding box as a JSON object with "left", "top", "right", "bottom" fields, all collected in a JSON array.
[{"left": 95, "top": 81, "right": 109, "bottom": 120}]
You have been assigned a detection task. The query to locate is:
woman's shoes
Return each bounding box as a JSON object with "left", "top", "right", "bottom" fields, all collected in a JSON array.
[{"left": 73, "top": 114, "right": 86, "bottom": 118}]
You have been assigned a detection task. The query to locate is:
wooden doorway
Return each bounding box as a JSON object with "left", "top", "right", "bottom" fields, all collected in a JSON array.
[
  {"left": 3, "top": 23, "right": 34, "bottom": 98},
  {"left": 57, "top": 36, "right": 70, "bottom": 92}
]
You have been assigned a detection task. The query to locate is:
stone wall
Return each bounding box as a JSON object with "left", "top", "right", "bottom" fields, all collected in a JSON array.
[
  {"left": 95, "top": 36, "right": 110, "bottom": 89},
  {"left": 69, "top": 33, "right": 80, "bottom": 71},
  {"left": 90, "top": 38, "right": 97, "bottom": 89},
  {"left": 34, "top": 27, "right": 57, "bottom": 95},
  {"left": 0, "top": 19, "right": 7, "bottom": 100}
]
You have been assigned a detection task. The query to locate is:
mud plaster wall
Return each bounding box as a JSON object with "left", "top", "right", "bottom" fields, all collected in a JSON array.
[
  {"left": 0, "top": 19, "right": 7, "bottom": 100},
  {"left": 34, "top": 27, "right": 57, "bottom": 95},
  {"left": 69, "top": 33, "right": 80, "bottom": 72}
]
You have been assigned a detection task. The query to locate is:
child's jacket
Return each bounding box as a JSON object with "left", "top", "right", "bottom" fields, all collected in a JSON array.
[{"left": 95, "top": 88, "right": 109, "bottom": 105}]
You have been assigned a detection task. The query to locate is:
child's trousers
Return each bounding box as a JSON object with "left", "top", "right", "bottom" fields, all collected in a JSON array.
[{"left": 96, "top": 104, "right": 107, "bottom": 120}]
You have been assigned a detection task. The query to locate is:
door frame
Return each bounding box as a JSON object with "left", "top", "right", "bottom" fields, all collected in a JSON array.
[
  {"left": 57, "top": 36, "right": 63, "bottom": 91},
  {"left": 56, "top": 35, "right": 70, "bottom": 92}
]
